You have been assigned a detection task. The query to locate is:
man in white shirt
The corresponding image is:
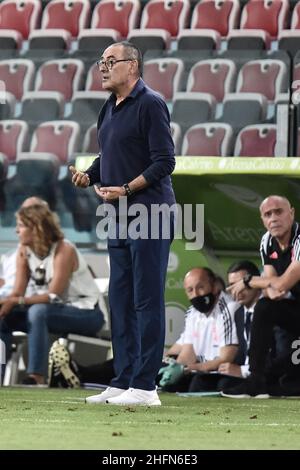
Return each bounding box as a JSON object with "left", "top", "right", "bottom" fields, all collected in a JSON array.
[{"left": 160, "top": 267, "right": 239, "bottom": 392}]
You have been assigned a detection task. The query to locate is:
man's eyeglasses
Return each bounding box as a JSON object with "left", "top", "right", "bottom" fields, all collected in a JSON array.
[{"left": 96, "top": 58, "right": 134, "bottom": 70}]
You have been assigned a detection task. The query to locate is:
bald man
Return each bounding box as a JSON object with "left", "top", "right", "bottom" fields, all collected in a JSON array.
[
  {"left": 160, "top": 267, "right": 239, "bottom": 392},
  {"left": 223, "top": 195, "right": 300, "bottom": 398}
]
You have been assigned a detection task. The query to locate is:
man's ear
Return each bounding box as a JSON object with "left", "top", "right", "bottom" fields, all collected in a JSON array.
[
  {"left": 291, "top": 207, "right": 295, "bottom": 218},
  {"left": 130, "top": 59, "right": 139, "bottom": 77},
  {"left": 212, "top": 283, "right": 219, "bottom": 295}
]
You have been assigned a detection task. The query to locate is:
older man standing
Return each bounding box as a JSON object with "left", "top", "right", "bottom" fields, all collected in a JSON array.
[
  {"left": 70, "top": 41, "right": 176, "bottom": 405},
  {"left": 223, "top": 195, "right": 300, "bottom": 398}
]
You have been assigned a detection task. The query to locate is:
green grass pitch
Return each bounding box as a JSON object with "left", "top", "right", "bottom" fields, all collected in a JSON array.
[{"left": 0, "top": 387, "right": 300, "bottom": 450}]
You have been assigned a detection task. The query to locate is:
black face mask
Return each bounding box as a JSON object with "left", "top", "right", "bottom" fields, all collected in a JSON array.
[{"left": 190, "top": 293, "right": 215, "bottom": 313}]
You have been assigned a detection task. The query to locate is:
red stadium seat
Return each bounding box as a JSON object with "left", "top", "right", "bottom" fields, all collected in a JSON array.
[
  {"left": 91, "top": 0, "right": 140, "bottom": 37},
  {"left": 35, "top": 59, "right": 84, "bottom": 101},
  {"left": 41, "top": 0, "right": 90, "bottom": 37},
  {"left": 182, "top": 123, "right": 233, "bottom": 156},
  {"left": 236, "top": 59, "right": 287, "bottom": 101},
  {"left": 0, "top": 59, "right": 35, "bottom": 100},
  {"left": 30, "top": 120, "right": 80, "bottom": 164},
  {"left": 240, "top": 0, "right": 289, "bottom": 39},
  {"left": 0, "top": 0, "right": 41, "bottom": 39},
  {"left": 143, "top": 58, "right": 184, "bottom": 100},
  {"left": 234, "top": 124, "right": 278, "bottom": 156},
  {"left": 191, "top": 0, "right": 240, "bottom": 37},
  {"left": 141, "top": 0, "right": 190, "bottom": 37},
  {"left": 0, "top": 120, "right": 29, "bottom": 163},
  {"left": 187, "top": 59, "right": 236, "bottom": 102}
]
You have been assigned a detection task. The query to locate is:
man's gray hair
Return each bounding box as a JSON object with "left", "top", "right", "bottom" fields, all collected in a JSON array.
[{"left": 115, "top": 41, "right": 143, "bottom": 76}]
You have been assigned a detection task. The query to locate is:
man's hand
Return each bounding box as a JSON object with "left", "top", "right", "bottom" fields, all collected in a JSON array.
[
  {"left": 226, "top": 278, "right": 246, "bottom": 300},
  {"left": 218, "top": 362, "right": 242, "bottom": 377},
  {"left": 94, "top": 185, "right": 126, "bottom": 201},
  {"left": 265, "top": 286, "right": 286, "bottom": 300},
  {"left": 0, "top": 297, "right": 18, "bottom": 318},
  {"left": 69, "top": 166, "right": 90, "bottom": 188}
]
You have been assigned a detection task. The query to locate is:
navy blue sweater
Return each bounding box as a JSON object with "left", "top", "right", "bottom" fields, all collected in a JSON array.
[{"left": 85, "top": 78, "right": 176, "bottom": 208}]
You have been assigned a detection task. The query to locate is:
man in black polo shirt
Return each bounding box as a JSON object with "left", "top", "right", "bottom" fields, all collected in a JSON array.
[
  {"left": 222, "top": 195, "right": 300, "bottom": 398},
  {"left": 70, "top": 41, "right": 176, "bottom": 405}
]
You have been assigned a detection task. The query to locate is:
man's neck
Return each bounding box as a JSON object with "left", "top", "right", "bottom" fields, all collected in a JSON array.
[
  {"left": 115, "top": 78, "right": 139, "bottom": 105},
  {"left": 244, "top": 292, "right": 261, "bottom": 310},
  {"left": 276, "top": 230, "right": 292, "bottom": 251}
]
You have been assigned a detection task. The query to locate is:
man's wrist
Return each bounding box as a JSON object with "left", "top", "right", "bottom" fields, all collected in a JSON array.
[{"left": 123, "top": 183, "right": 133, "bottom": 197}]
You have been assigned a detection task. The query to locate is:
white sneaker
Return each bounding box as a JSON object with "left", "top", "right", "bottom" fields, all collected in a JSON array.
[
  {"left": 106, "top": 387, "right": 161, "bottom": 406},
  {"left": 85, "top": 387, "right": 125, "bottom": 404}
]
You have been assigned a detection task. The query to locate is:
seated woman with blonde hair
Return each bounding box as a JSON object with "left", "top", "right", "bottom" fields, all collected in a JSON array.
[{"left": 0, "top": 205, "right": 104, "bottom": 385}]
